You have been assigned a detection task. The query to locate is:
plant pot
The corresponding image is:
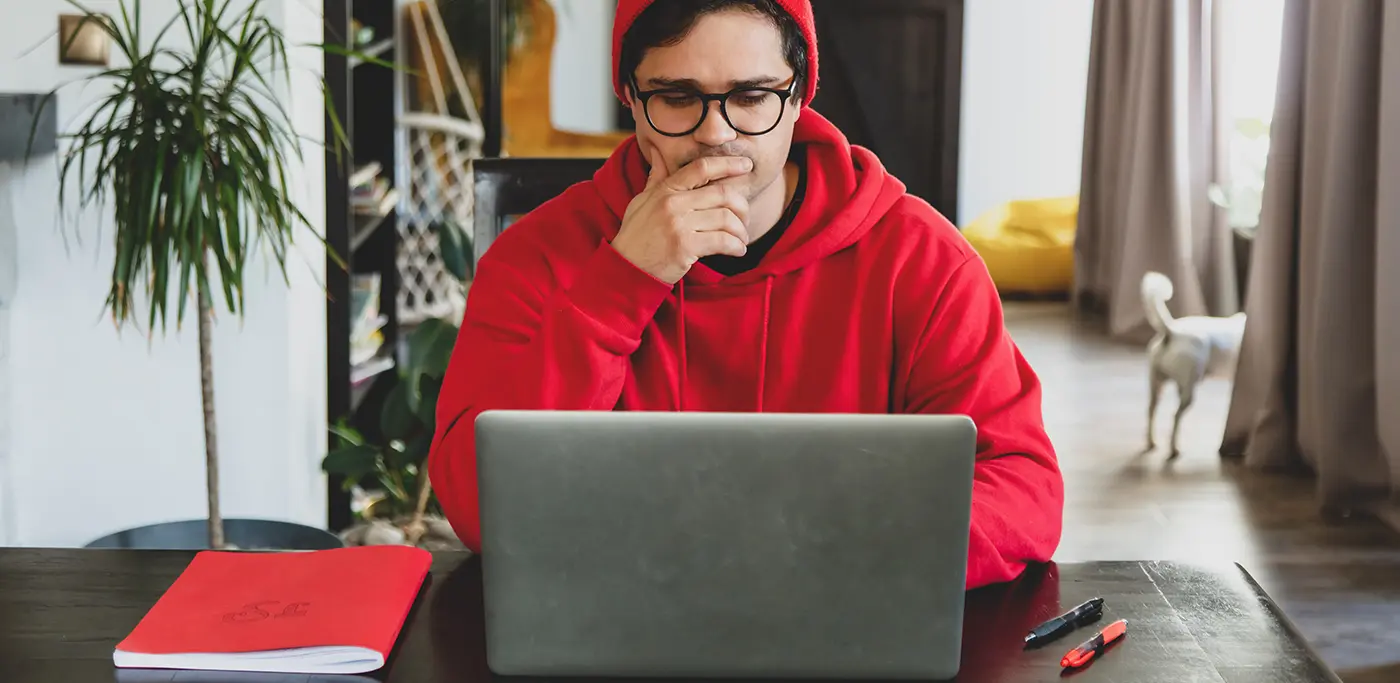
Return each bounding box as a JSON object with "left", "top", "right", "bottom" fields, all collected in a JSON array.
[
  {"left": 340, "top": 514, "right": 466, "bottom": 552},
  {"left": 85, "top": 518, "right": 345, "bottom": 551}
]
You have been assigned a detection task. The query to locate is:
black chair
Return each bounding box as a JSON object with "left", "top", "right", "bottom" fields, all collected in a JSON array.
[{"left": 471, "top": 157, "right": 607, "bottom": 266}]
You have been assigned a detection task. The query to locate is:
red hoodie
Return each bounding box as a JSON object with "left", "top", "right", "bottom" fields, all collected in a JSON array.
[{"left": 428, "top": 109, "right": 1064, "bottom": 589}]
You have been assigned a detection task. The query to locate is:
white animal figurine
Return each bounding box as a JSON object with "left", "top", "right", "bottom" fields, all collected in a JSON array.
[{"left": 1141, "top": 271, "right": 1247, "bottom": 458}]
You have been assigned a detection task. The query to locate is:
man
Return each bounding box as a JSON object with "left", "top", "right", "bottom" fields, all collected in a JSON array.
[{"left": 429, "top": 0, "right": 1064, "bottom": 589}]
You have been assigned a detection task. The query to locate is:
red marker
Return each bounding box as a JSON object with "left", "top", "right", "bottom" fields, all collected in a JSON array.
[{"left": 1060, "top": 618, "right": 1127, "bottom": 668}]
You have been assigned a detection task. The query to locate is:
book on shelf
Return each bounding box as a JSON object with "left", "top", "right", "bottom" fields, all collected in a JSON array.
[
  {"left": 350, "top": 274, "right": 382, "bottom": 358},
  {"left": 351, "top": 355, "right": 396, "bottom": 384},
  {"left": 349, "top": 161, "right": 381, "bottom": 189},
  {"left": 351, "top": 323, "right": 386, "bottom": 367},
  {"left": 351, "top": 167, "right": 397, "bottom": 217},
  {"left": 112, "top": 546, "right": 432, "bottom": 675},
  {"left": 354, "top": 188, "right": 398, "bottom": 218}
]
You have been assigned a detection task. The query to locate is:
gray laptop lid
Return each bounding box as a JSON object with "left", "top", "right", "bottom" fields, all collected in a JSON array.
[{"left": 475, "top": 410, "right": 977, "bottom": 680}]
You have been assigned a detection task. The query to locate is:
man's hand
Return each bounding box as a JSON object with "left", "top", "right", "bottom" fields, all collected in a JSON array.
[{"left": 610, "top": 148, "right": 752, "bottom": 284}]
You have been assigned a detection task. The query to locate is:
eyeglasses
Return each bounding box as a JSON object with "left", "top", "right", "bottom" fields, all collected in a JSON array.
[{"left": 630, "top": 76, "right": 797, "bottom": 137}]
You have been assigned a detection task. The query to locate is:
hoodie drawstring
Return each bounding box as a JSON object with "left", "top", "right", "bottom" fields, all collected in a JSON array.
[
  {"left": 757, "top": 276, "right": 772, "bottom": 413},
  {"left": 676, "top": 279, "right": 687, "bottom": 411},
  {"left": 672, "top": 278, "right": 683, "bottom": 408}
]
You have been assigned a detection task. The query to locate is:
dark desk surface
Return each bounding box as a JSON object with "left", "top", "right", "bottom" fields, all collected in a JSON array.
[{"left": 0, "top": 549, "right": 1341, "bottom": 683}]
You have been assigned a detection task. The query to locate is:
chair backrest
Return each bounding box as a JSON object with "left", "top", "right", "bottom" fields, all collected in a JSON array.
[{"left": 472, "top": 157, "right": 607, "bottom": 266}]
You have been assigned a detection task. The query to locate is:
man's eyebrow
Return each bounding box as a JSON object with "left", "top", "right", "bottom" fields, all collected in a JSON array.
[{"left": 646, "top": 75, "right": 790, "bottom": 90}]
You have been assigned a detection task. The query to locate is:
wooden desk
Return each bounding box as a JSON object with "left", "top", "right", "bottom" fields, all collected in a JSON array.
[{"left": 0, "top": 550, "right": 1341, "bottom": 682}]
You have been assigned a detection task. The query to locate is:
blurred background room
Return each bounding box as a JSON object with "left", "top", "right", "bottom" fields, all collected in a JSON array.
[{"left": 0, "top": 1, "right": 1396, "bottom": 679}]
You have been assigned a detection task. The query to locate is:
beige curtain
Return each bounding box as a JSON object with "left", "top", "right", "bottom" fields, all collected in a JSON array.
[
  {"left": 1075, "top": 0, "right": 1238, "bottom": 342},
  {"left": 1220, "top": 0, "right": 1400, "bottom": 517}
]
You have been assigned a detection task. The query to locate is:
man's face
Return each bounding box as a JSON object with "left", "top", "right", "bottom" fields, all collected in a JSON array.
[{"left": 626, "top": 9, "right": 800, "bottom": 201}]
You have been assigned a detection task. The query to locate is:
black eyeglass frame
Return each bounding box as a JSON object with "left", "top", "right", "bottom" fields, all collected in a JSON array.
[{"left": 628, "top": 75, "right": 799, "bottom": 137}]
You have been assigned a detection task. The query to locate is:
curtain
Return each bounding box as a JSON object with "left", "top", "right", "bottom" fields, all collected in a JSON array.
[
  {"left": 1220, "top": 0, "right": 1400, "bottom": 517},
  {"left": 1074, "top": 0, "right": 1238, "bottom": 342}
]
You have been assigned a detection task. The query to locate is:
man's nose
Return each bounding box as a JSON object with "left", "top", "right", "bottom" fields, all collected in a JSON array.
[{"left": 693, "top": 100, "right": 738, "bottom": 146}]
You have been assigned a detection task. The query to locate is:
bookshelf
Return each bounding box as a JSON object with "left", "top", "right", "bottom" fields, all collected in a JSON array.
[{"left": 324, "top": 0, "right": 405, "bottom": 533}]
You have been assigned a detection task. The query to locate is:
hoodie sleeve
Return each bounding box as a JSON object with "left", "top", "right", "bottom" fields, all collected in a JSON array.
[
  {"left": 903, "top": 252, "right": 1064, "bottom": 589},
  {"left": 428, "top": 240, "right": 674, "bottom": 552}
]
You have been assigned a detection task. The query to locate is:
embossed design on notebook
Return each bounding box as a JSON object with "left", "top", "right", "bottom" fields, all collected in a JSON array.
[{"left": 222, "top": 601, "right": 312, "bottom": 623}]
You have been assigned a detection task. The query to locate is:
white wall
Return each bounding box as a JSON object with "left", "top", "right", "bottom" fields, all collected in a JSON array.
[
  {"left": 0, "top": 162, "right": 17, "bottom": 546},
  {"left": 956, "top": 0, "right": 1095, "bottom": 225},
  {"left": 548, "top": 0, "right": 617, "bottom": 135},
  {"left": 0, "top": 0, "right": 328, "bottom": 547}
]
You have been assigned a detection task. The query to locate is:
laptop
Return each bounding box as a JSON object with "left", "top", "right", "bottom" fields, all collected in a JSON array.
[{"left": 474, "top": 410, "right": 978, "bottom": 680}]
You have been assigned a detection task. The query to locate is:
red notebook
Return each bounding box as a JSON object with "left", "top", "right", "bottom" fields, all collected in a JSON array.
[{"left": 113, "top": 545, "right": 432, "bottom": 674}]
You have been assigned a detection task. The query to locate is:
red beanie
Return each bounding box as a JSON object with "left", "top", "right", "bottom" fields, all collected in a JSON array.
[{"left": 612, "top": 0, "right": 819, "bottom": 105}]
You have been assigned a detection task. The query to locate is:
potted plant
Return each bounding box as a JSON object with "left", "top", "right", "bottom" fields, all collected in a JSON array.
[
  {"left": 323, "top": 318, "right": 461, "bottom": 549},
  {"left": 36, "top": 0, "right": 381, "bottom": 550},
  {"left": 323, "top": 221, "right": 472, "bottom": 549}
]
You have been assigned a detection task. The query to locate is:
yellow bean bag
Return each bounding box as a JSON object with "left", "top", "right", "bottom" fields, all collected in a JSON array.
[{"left": 961, "top": 195, "right": 1078, "bottom": 295}]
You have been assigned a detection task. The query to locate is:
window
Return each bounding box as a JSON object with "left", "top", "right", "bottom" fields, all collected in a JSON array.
[{"left": 1214, "top": 0, "right": 1287, "bottom": 232}]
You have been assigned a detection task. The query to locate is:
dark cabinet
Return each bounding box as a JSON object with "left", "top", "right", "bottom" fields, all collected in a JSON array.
[{"left": 808, "top": 0, "right": 964, "bottom": 221}]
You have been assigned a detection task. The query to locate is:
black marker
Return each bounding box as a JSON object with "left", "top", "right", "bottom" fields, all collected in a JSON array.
[{"left": 1023, "top": 597, "right": 1104, "bottom": 648}]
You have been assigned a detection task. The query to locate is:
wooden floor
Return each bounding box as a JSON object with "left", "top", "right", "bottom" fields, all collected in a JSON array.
[{"left": 1005, "top": 302, "right": 1400, "bottom": 683}]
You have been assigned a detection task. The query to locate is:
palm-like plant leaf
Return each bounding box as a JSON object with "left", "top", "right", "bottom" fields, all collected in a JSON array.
[
  {"left": 34, "top": 0, "right": 388, "bottom": 548},
  {"left": 49, "top": 0, "right": 340, "bottom": 333}
]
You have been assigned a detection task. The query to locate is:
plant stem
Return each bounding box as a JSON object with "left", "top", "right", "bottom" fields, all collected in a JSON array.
[
  {"left": 405, "top": 475, "right": 433, "bottom": 546},
  {"left": 197, "top": 264, "right": 225, "bottom": 550}
]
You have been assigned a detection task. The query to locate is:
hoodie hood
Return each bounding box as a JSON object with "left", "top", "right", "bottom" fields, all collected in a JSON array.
[{"left": 589, "top": 108, "right": 907, "bottom": 287}]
